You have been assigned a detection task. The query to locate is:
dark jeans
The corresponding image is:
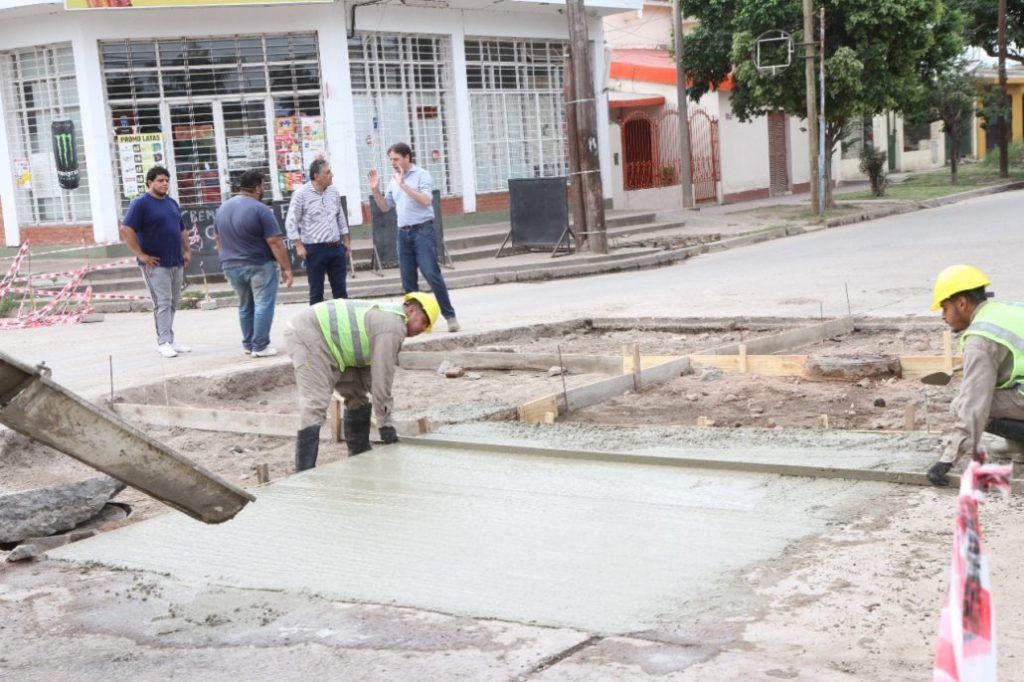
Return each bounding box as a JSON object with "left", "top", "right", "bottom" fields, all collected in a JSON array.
[
  {"left": 304, "top": 242, "right": 347, "bottom": 305},
  {"left": 397, "top": 220, "right": 455, "bottom": 319}
]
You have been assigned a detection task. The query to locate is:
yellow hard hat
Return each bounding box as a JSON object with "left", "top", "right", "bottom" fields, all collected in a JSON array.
[
  {"left": 403, "top": 292, "right": 440, "bottom": 332},
  {"left": 931, "top": 264, "right": 990, "bottom": 311}
]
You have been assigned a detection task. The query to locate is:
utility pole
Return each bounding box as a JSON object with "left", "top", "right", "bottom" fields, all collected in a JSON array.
[
  {"left": 802, "top": 0, "right": 819, "bottom": 215},
  {"left": 672, "top": 0, "right": 694, "bottom": 208},
  {"left": 998, "top": 0, "right": 1009, "bottom": 178},
  {"left": 566, "top": 0, "right": 608, "bottom": 253},
  {"left": 564, "top": 50, "right": 586, "bottom": 251},
  {"left": 818, "top": 7, "right": 826, "bottom": 213}
]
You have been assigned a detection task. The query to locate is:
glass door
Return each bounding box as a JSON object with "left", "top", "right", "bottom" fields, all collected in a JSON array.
[
  {"left": 222, "top": 99, "right": 271, "bottom": 196},
  {"left": 169, "top": 102, "right": 221, "bottom": 208}
]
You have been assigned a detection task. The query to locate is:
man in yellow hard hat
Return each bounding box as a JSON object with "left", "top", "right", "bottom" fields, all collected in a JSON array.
[
  {"left": 926, "top": 264, "right": 1024, "bottom": 486},
  {"left": 284, "top": 292, "right": 441, "bottom": 471}
]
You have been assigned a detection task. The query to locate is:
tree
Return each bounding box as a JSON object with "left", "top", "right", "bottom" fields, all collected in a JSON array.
[
  {"left": 910, "top": 63, "right": 978, "bottom": 185},
  {"left": 680, "top": 0, "right": 964, "bottom": 206},
  {"left": 950, "top": 0, "right": 1024, "bottom": 64}
]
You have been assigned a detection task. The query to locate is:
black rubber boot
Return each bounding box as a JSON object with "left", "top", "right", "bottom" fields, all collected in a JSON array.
[
  {"left": 344, "top": 404, "right": 373, "bottom": 457},
  {"left": 295, "top": 425, "right": 320, "bottom": 472}
]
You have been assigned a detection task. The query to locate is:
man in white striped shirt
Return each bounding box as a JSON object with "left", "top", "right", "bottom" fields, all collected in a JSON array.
[{"left": 285, "top": 159, "right": 351, "bottom": 305}]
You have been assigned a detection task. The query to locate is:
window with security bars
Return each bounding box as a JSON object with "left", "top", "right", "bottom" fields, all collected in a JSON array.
[
  {"left": 348, "top": 33, "right": 459, "bottom": 198},
  {"left": 0, "top": 43, "right": 92, "bottom": 225},
  {"left": 465, "top": 39, "right": 568, "bottom": 193},
  {"left": 100, "top": 34, "right": 323, "bottom": 211}
]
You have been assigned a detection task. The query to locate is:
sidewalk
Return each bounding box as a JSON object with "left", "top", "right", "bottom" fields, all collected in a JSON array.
[{"left": 4, "top": 178, "right": 1020, "bottom": 315}]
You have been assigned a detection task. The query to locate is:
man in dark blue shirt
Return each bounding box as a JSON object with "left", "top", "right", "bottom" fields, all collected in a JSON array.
[
  {"left": 214, "top": 170, "right": 294, "bottom": 357},
  {"left": 119, "top": 166, "right": 192, "bottom": 358}
]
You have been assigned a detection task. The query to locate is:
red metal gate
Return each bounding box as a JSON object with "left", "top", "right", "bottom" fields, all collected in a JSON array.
[
  {"left": 620, "top": 106, "right": 719, "bottom": 202},
  {"left": 688, "top": 107, "right": 720, "bottom": 203}
]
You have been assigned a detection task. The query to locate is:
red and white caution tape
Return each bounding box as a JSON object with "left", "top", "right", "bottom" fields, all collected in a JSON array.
[
  {"left": 0, "top": 240, "right": 120, "bottom": 260},
  {"left": 11, "top": 257, "right": 135, "bottom": 283},
  {"left": 933, "top": 453, "right": 1012, "bottom": 682}
]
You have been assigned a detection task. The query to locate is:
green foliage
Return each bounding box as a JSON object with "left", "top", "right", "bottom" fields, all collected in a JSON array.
[
  {"left": 680, "top": 0, "right": 965, "bottom": 203},
  {"left": 981, "top": 140, "right": 1024, "bottom": 168},
  {"left": 858, "top": 147, "right": 888, "bottom": 196},
  {"left": 949, "top": 0, "right": 1024, "bottom": 65}
]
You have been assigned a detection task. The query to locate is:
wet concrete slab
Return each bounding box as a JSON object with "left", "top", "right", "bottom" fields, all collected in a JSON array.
[{"left": 52, "top": 441, "right": 891, "bottom": 634}]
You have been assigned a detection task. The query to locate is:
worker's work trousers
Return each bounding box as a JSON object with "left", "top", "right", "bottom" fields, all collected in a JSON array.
[{"left": 284, "top": 320, "right": 372, "bottom": 430}]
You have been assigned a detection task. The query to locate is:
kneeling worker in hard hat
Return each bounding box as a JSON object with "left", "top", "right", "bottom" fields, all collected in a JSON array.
[
  {"left": 284, "top": 292, "right": 440, "bottom": 471},
  {"left": 926, "top": 264, "right": 1024, "bottom": 486}
]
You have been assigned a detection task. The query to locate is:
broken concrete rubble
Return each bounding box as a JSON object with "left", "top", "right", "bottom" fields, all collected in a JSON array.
[{"left": 0, "top": 476, "right": 124, "bottom": 543}]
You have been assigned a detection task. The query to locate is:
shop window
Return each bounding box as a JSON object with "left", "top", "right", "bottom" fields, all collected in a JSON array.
[
  {"left": 1, "top": 43, "right": 92, "bottom": 225},
  {"left": 101, "top": 33, "right": 323, "bottom": 208},
  {"left": 465, "top": 38, "right": 568, "bottom": 193},
  {"left": 348, "top": 32, "right": 460, "bottom": 197}
]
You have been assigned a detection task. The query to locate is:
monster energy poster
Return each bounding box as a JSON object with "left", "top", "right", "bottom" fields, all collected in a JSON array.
[
  {"left": 116, "top": 133, "right": 165, "bottom": 198},
  {"left": 51, "top": 120, "right": 80, "bottom": 190}
]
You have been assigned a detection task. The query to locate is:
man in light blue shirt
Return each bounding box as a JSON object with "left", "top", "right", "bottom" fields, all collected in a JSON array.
[{"left": 368, "top": 142, "right": 459, "bottom": 332}]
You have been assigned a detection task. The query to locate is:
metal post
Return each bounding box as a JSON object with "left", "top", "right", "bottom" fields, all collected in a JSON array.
[
  {"left": 802, "top": 0, "right": 819, "bottom": 215},
  {"left": 672, "top": 0, "right": 695, "bottom": 208},
  {"left": 998, "top": 0, "right": 1009, "bottom": 177},
  {"left": 818, "top": 7, "right": 826, "bottom": 215}
]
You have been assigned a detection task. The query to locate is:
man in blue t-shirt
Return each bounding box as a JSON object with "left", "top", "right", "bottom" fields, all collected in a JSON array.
[
  {"left": 119, "top": 166, "right": 191, "bottom": 358},
  {"left": 214, "top": 170, "right": 294, "bottom": 357}
]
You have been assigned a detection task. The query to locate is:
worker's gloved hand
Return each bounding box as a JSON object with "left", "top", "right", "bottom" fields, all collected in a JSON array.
[
  {"left": 379, "top": 426, "right": 399, "bottom": 444},
  {"left": 926, "top": 461, "right": 953, "bottom": 487}
]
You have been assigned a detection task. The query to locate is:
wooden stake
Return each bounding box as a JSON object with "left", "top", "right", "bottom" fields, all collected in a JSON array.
[
  {"left": 904, "top": 403, "right": 917, "bottom": 431},
  {"left": 632, "top": 343, "right": 642, "bottom": 392},
  {"left": 256, "top": 463, "right": 270, "bottom": 484},
  {"left": 738, "top": 343, "right": 748, "bottom": 374},
  {"left": 330, "top": 394, "right": 342, "bottom": 443},
  {"left": 818, "top": 414, "right": 830, "bottom": 429},
  {"left": 697, "top": 415, "right": 709, "bottom": 427},
  {"left": 417, "top": 417, "right": 431, "bottom": 434},
  {"left": 943, "top": 331, "right": 953, "bottom": 373}
]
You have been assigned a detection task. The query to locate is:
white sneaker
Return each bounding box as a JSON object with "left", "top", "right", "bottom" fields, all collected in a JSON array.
[
  {"left": 158, "top": 343, "right": 178, "bottom": 358},
  {"left": 251, "top": 347, "right": 278, "bottom": 358},
  {"left": 242, "top": 348, "right": 252, "bottom": 355},
  {"left": 171, "top": 342, "right": 191, "bottom": 353},
  {"left": 446, "top": 317, "right": 461, "bottom": 333}
]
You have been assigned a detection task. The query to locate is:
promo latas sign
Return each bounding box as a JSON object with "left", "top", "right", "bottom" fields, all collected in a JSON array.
[{"left": 51, "top": 120, "right": 80, "bottom": 190}]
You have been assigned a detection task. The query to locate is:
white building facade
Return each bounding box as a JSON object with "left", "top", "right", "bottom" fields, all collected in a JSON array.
[{"left": 0, "top": 0, "right": 634, "bottom": 246}]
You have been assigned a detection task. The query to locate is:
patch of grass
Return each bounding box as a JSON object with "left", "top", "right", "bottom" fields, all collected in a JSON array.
[{"left": 842, "top": 163, "right": 1024, "bottom": 201}]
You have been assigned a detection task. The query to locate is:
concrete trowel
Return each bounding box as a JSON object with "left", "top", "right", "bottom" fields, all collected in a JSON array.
[
  {"left": 0, "top": 350, "right": 254, "bottom": 524},
  {"left": 920, "top": 366, "right": 962, "bottom": 386}
]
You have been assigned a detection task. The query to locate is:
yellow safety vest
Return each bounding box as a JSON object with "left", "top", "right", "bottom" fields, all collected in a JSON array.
[
  {"left": 315, "top": 300, "right": 405, "bottom": 370},
  {"left": 961, "top": 301, "right": 1024, "bottom": 390}
]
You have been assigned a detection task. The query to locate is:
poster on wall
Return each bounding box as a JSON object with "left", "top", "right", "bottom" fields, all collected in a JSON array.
[
  {"left": 274, "top": 115, "right": 326, "bottom": 194},
  {"left": 14, "top": 159, "right": 31, "bottom": 189},
  {"left": 51, "top": 120, "right": 81, "bottom": 190},
  {"left": 116, "top": 133, "right": 165, "bottom": 198}
]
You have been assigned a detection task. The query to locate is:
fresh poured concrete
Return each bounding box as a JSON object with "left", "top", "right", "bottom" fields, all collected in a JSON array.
[{"left": 53, "top": 440, "right": 893, "bottom": 634}]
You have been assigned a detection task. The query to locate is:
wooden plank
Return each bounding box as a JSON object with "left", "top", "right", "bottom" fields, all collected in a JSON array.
[
  {"left": 899, "top": 355, "right": 963, "bottom": 379},
  {"left": 631, "top": 344, "right": 642, "bottom": 391},
  {"left": 713, "top": 317, "right": 855, "bottom": 355},
  {"left": 622, "top": 354, "right": 682, "bottom": 372},
  {"left": 518, "top": 395, "right": 559, "bottom": 423},
  {"left": 113, "top": 403, "right": 298, "bottom": 436},
  {"left": 401, "top": 350, "right": 620, "bottom": 375},
  {"left": 689, "top": 354, "right": 808, "bottom": 376},
  {"left": 330, "top": 394, "right": 342, "bottom": 443}
]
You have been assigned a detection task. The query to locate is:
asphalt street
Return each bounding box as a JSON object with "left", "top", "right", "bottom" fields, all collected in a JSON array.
[{"left": 2, "top": 189, "right": 1018, "bottom": 397}]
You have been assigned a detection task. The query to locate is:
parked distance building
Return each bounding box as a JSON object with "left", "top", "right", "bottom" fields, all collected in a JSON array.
[
  {"left": 602, "top": 0, "right": 951, "bottom": 208},
  {"left": 0, "top": 0, "right": 635, "bottom": 247}
]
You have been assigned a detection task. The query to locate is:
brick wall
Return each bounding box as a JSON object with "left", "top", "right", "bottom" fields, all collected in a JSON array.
[{"left": 20, "top": 224, "right": 95, "bottom": 246}]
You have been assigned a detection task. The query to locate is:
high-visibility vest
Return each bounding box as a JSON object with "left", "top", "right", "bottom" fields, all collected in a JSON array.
[
  {"left": 315, "top": 300, "right": 405, "bottom": 370},
  {"left": 961, "top": 301, "right": 1024, "bottom": 390}
]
